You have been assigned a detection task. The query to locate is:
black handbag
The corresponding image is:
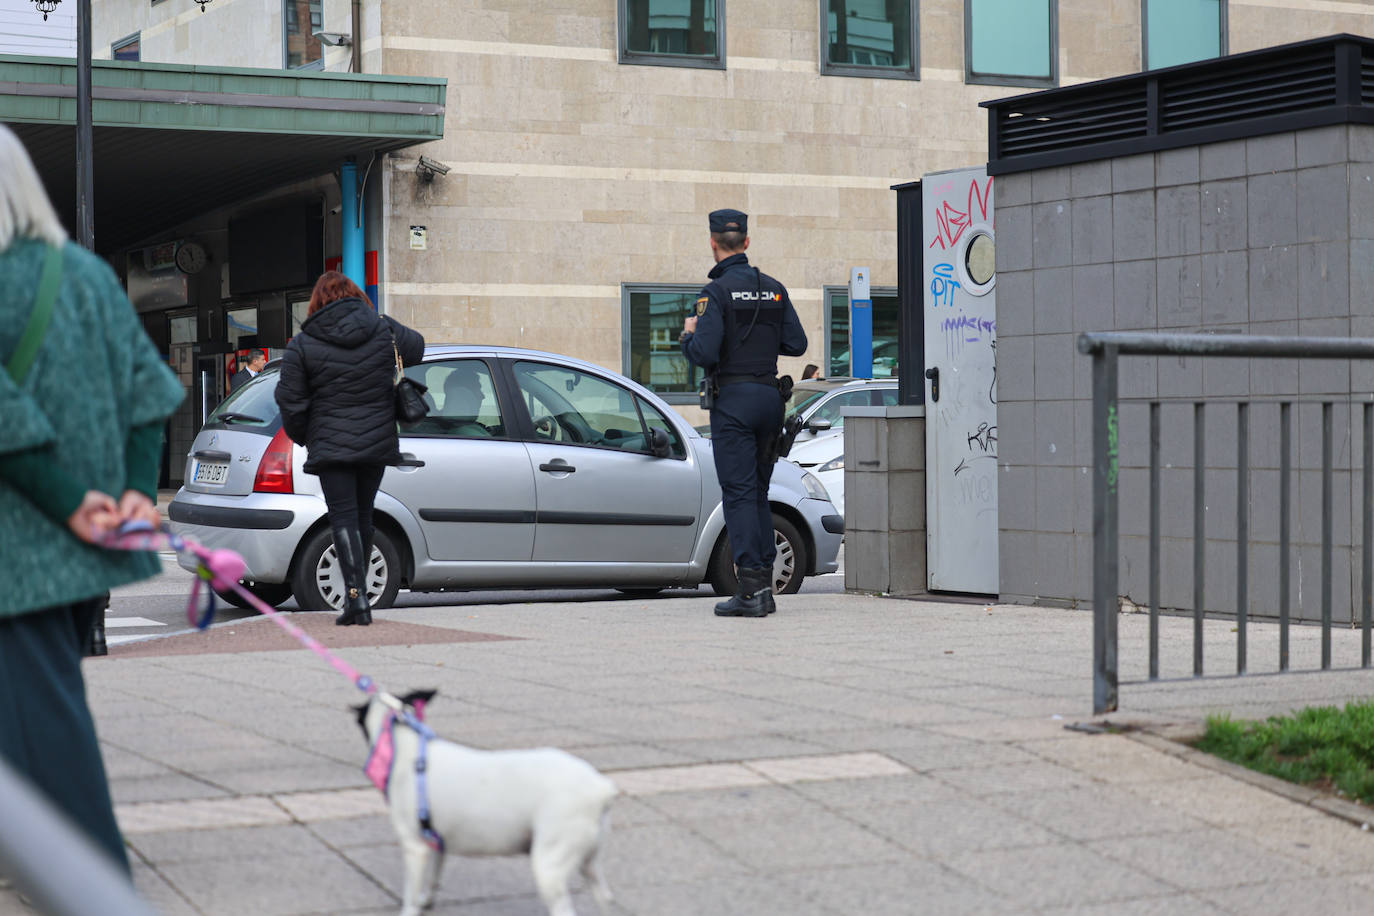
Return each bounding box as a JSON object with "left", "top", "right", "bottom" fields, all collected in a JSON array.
[{"left": 392, "top": 339, "right": 429, "bottom": 424}]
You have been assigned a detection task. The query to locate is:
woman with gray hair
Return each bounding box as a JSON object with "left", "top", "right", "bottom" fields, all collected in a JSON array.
[{"left": 0, "top": 123, "right": 184, "bottom": 872}]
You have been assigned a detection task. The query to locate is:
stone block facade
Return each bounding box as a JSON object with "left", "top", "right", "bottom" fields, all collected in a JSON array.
[{"left": 997, "top": 124, "right": 1374, "bottom": 625}]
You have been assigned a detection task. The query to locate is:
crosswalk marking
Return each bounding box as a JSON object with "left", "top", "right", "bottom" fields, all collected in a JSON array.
[
  {"left": 104, "top": 617, "right": 165, "bottom": 629},
  {"left": 105, "top": 616, "right": 167, "bottom": 647}
]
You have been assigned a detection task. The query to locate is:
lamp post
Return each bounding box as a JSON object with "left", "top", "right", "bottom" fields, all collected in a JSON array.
[
  {"left": 30, "top": 0, "right": 92, "bottom": 249},
  {"left": 30, "top": 0, "right": 212, "bottom": 251}
]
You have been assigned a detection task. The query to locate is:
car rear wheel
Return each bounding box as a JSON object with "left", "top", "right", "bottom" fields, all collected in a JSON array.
[
  {"left": 213, "top": 581, "right": 294, "bottom": 610},
  {"left": 292, "top": 527, "right": 402, "bottom": 612},
  {"left": 706, "top": 513, "right": 808, "bottom": 597}
]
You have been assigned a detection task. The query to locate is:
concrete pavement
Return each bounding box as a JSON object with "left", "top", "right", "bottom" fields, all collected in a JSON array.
[{"left": 6, "top": 586, "right": 1374, "bottom": 915}]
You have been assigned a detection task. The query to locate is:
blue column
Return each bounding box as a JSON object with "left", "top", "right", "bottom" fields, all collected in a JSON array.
[
  {"left": 849, "top": 266, "right": 873, "bottom": 379},
  {"left": 340, "top": 158, "right": 365, "bottom": 290}
]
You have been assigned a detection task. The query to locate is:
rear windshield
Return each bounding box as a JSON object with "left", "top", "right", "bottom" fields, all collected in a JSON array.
[{"left": 203, "top": 367, "right": 282, "bottom": 434}]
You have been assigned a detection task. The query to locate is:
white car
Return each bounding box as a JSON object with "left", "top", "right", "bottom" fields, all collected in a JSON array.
[{"left": 788, "top": 433, "right": 845, "bottom": 516}]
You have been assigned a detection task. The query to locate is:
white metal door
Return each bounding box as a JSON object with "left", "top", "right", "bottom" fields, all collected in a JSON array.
[{"left": 922, "top": 166, "right": 998, "bottom": 593}]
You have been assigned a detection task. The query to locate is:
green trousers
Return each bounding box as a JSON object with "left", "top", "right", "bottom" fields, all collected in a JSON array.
[{"left": 0, "top": 596, "right": 129, "bottom": 873}]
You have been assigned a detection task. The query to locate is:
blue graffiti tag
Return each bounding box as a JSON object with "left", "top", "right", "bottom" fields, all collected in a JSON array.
[
  {"left": 930, "top": 263, "right": 961, "bottom": 307},
  {"left": 940, "top": 313, "right": 996, "bottom": 343}
]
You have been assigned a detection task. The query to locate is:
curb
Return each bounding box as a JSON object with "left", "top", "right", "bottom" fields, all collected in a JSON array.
[{"left": 1098, "top": 717, "right": 1374, "bottom": 830}]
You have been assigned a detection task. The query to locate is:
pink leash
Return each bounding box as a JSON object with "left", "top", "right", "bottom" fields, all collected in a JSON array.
[
  {"left": 103, "top": 520, "right": 445, "bottom": 851},
  {"left": 101, "top": 520, "right": 378, "bottom": 696}
]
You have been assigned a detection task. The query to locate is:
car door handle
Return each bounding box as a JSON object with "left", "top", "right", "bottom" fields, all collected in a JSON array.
[
  {"left": 396, "top": 454, "right": 426, "bottom": 468},
  {"left": 539, "top": 461, "right": 576, "bottom": 473},
  {"left": 193, "top": 449, "right": 232, "bottom": 462},
  {"left": 925, "top": 367, "right": 940, "bottom": 403}
]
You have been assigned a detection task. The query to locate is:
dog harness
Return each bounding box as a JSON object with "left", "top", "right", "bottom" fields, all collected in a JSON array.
[{"left": 363, "top": 702, "right": 445, "bottom": 853}]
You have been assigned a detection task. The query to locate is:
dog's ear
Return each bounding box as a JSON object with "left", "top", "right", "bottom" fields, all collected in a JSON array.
[
  {"left": 352, "top": 701, "right": 371, "bottom": 737},
  {"left": 402, "top": 689, "right": 437, "bottom": 720}
]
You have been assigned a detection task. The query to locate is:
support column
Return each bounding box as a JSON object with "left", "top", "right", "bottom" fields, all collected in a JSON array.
[{"left": 340, "top": 158, "right": 365, "bottom": 294}]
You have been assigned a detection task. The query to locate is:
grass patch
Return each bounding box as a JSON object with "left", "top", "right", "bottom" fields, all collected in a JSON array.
[{"left": 1196, "top": 700, "right": 1374, "bottom": 805}]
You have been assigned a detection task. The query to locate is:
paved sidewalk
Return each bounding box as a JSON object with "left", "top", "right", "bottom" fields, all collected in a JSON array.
[{"left": 7, "top": 591, "right": 1374, "bottom": 915}]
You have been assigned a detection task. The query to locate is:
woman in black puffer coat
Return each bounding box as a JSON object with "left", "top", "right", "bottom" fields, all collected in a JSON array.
[{"left": 275, "top": 271, "right": 424, "bottom": 625}]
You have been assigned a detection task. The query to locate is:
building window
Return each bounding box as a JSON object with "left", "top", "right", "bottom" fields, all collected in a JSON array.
[
  {"left": 825, "top": 285, "right": 899, "bottom": 378},
  {"left": 619, "top": 0, "right": 724, "bottom": 69},
  {"left": 1143, "top": 0, "right": 1225, "bottom": 70},
  {"left": 965, "top": 0, "right": 1056, "bottom": 87},
  {"left": 283, "top": 0, "right": 323, "bottom": 70},
  {"left": 112, "top": 33, "right": 140, "bottom": 61},
  {"left": 822, "top": 1, "right": 918, "bottom": 80},
  {"left": 623, "top": 284, "right": 704, "bottom": 403}
]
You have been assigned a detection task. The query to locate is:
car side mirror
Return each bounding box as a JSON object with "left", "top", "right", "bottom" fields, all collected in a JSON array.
[
  {"left": 648, "top": 426, "right": 673, "bottom": 458},
  {"left": 806, "top": 418, "right": 832, "bottom": 432}
]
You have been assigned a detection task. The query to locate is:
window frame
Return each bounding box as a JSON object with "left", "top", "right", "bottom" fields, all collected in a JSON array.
[
  {"left": 819, "top": 0, "right": 919, "bottom": 81},
  {"left": 823, "top": 283, "right": 898, "bottom": 378},
  {"left": 111, "top": 32, "right": 140, "bottom": 61},
  {"left": 511, "top": 359, "right": 679, "bottom": 458},
  {"left": 618, "top": 0, "right": 726, "bottom": 70},
  {"left": 963, "top": 0, "right": 1058, "bottom": 89},
  {"left": 399, "top": 358, "right": 513, "bottom": 441},
  {"left": 622, "top": 282, "right": 707, "bottom": 405},
  {"left": 282, "top": 0, "right": 325, "bottom": 71},
  {"left": 1141, "top": 0, "right": 1227, "bottom": 72}
]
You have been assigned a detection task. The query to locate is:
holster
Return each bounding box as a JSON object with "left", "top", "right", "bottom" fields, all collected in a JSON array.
[
  {"left": 698, "top": 374, "right": 717, "bottom": 411},
  {"left": 767, "top": 375, "right": 798, "bottom": 463}
]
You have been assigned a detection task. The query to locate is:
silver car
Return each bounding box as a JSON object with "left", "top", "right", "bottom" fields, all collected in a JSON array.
[{"left": 169, "top": 345, "right": 843, "bottom": 610}]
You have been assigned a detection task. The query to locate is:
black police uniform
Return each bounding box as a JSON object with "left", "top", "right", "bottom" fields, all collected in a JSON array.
[{"left": 681, "top": 213, "right": 807, "bottom": 609}]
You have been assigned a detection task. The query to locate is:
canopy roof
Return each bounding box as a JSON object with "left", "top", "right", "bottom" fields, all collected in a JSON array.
[{"left": 0, "top": 54, "right": 446, "bottom": 251}]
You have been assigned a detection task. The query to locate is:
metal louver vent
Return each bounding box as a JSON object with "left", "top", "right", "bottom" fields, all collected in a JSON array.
[
  {"left": 996, "top": 86, "right": 1148, "bottom": 159},
  {"left": 985, "top": 35, "right": 1374, "bottom": 175},
  {"left": 1160, "top": 49, "right": 1336, "bottom": 131}
]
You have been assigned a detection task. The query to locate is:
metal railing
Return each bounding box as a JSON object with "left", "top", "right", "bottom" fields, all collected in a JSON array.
[
  {"left": 0, "top": 756, "right": 153, "bottom": 916},
  {"left": 1080, "top": 331, "right": 1374, "bottom": 714}
]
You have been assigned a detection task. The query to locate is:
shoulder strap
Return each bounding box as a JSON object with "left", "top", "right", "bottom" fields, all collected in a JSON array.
[{"left": 7, "top": 245, "right": 63, "bottom": 383}]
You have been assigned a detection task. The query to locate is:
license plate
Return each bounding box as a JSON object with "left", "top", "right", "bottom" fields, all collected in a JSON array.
[{"left": 193, "top": 461, "right": 229, "bottom": 484}]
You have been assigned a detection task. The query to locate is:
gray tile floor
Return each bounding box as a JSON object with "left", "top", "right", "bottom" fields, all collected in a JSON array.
[{"left": 5, "top": 589, "right": 1374, "bottom": 915}]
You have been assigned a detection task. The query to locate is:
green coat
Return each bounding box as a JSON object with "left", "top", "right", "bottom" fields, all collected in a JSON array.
[{"left": 0, "top": 238, "right": 185, "bottom": 617}]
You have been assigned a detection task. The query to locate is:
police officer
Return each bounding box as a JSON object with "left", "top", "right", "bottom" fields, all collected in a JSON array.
[{"left": 681, "top": 209, "right": 807, "bottom": 617}]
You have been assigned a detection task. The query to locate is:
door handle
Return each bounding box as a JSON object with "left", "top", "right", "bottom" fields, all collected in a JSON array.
[
  {"left": 396, "top": 454, "right": 426, "bottom": 468},
  {"left": 925, "top": 367, "right": 940, "bottom": 402},
  {"left": 193, "top": 449, "right": 232, "bottom": 462},
  {"left": 539, "top": 461, "right": 576, "bottom": 473}
]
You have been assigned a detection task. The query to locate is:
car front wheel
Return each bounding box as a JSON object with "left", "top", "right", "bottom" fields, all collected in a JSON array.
[
  {"left": 706, "top": 513, "right": 808, "bottom": 597},
  {"left": 291, "top": 527, "right": 402, "bottom": 612}
]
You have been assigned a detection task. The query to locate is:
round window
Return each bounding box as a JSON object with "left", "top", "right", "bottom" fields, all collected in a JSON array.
[{"left": 965, "top": 232, "right": 995, "bottom": 287}]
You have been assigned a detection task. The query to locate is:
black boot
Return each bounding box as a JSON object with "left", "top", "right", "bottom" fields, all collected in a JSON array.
[
  {"left": 758, "top": 568, "right": 777, "bottom": 615},
  {"left": 714, "top": 567, "right": 770, "bottom": 618},
  {"left": 332, "top": 527, "right": 372, "bottom": 626},
  {"left": 85, "top": 591, "right": 110, "bottom": 656}
]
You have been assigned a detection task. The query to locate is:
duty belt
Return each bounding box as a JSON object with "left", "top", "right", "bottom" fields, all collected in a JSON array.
[{"left": 717, "top": 373, "right": 777, "bottom": 387}]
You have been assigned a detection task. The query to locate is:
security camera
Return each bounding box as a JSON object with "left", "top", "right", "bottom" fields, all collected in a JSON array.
[
  {"left": 313, "top": 30, "right": 352, "bottom": 47},
  {"left": 416, "top": 156, "right": 451, "bottom": 181},
  {"left": 329, "top": 204, "right": 342, "bottom": 215}
]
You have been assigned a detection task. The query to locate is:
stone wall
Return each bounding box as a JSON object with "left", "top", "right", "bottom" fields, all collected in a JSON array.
[{"left": 996, "top": 124, "right": 1374, "bottom": 624}]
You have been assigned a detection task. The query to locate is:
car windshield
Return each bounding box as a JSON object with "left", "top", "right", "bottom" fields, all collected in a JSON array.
[
  {"left": 785, "top": 389, "right": 828, "bottom": 421},
  {"left": 205, "top": 367, "right": 281, "bottom": 430}
]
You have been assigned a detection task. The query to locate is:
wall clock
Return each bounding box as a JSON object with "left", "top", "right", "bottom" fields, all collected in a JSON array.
[{"left": 175, "top": 240, "right": 208, "bottom": 275}]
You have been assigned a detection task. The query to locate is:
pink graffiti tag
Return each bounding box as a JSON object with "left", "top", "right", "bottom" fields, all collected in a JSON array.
[{"left": 929, "top": 176, "right": 994, "bottom": 251}]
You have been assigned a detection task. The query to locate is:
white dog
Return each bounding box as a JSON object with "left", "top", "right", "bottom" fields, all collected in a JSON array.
[{"left": 355, "top": 689, "right": 618, "bottom": 916}]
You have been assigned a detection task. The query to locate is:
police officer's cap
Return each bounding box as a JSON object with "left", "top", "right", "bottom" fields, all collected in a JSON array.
[{"left": 708, "top": 209, "right": 748, "bottom": 234}]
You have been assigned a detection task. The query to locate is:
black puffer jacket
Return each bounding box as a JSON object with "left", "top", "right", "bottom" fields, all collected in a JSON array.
[{"left": 274, "top": 296, "right": 424, "bottom": 472}]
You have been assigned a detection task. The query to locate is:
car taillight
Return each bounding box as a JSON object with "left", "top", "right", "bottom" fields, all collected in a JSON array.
[{"left": 253, "top": 428, "right": 294, "bottom": 494}]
